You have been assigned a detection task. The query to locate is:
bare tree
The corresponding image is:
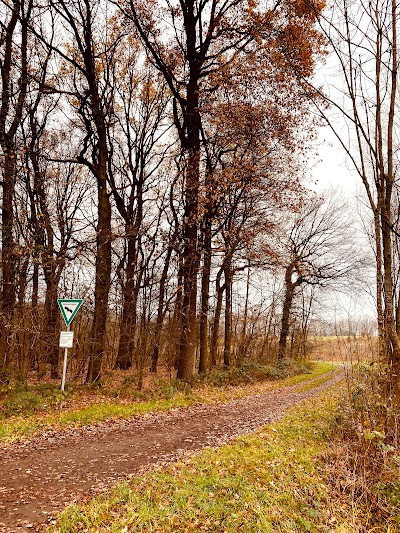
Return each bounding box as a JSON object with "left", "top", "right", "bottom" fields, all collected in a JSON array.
[
  {"left": 109, "top": 59, "right": 171, "bottom": 370},
  {"left": 304, "top": 0, "right": 400, "bottom": 363},
  {"left": 277, "top": 192, "right": 361, "bottom": 360},
  {"left": 0, "top": 0, "right": 32, "bottom": 373},
  {"left": 40, "top": 0, "right": 118, "bottom": 381}
]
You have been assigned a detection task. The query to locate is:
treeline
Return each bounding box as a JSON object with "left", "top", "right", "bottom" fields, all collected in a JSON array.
[{"left": 0, "top": 0, "right": 350, "bottom": 384}]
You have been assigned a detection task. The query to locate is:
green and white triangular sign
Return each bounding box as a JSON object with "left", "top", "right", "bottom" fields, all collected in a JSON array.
[{"left": 58, "top": 299, "right": 83, "bottom": 326}]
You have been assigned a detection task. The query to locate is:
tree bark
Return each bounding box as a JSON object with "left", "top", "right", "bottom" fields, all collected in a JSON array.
[
  {"left": 115, "top": 234, "right": 141, "bottom": 370},
  {"left": 151, "top": 245, "right": 173, "bottom": 373},
  {"left": 278, "top": 264, "right": 297, "bottom": 362},
  {"left": 42, "top": 273, "right": 60, "bottom": 378},
  {"left": 0, "top": 0, "right": 31, "bottom": 375},
  {"left": 199, "top": 214, "right": 212, "bottom": 374},
  {"left": 87, "top": 176, "right": 112, "bottom": 382},
  {"left": 237, "top": 265, "right": 250, "bottom": 367},
  {"left": 210, "top": 268, "right": 225, "bottom": 367},
  {"left": 223, "top": 257, "right": 233, "bottom": 368},
  {"left": 177, "top": 110, "right": 201, "bottom": 381}
]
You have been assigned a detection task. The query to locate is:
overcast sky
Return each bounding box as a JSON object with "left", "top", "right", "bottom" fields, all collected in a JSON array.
[{"left": 308, "top": 125, "right": 378, "bottom": 322}]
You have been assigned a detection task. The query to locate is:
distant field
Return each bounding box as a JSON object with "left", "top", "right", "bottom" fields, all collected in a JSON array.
[{"left": 307, "top": 335, "right": 378, "bottom": 362}]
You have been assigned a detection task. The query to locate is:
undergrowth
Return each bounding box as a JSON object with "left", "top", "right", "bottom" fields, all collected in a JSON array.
[
  {"left": 325, "top": 362, "right": 400, "bottom": 530},
  {"left": 193, "top": 359, "right": 314, "bottom": 387}
]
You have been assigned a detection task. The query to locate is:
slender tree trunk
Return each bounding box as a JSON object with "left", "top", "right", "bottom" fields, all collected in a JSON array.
[
  {"left": 32, "top": 263, "right": 39, "bottom": 309},
  {"left": 171, "top": 259, "right": 184, "bottom": 369},
  {"left": 0, "top": 146, "right": 17, "bottom": 371},
  {"left": 383, "top": 0, "right": 400, "bottom": 364},
  {"left": 115, "top": 236, "right": 139, "bottom": 370},
  {"left": 0, "top": 0, "right": 29, "bottom": 375},
  {"left": 42, "top": 272, "right": 60, "bottom": 378},
  {"left": 16, "top": 256, "right": 29, "bottom": 372},
  {"left": 211, "top": 269, "right": 225, "bottom": 367},
  {"left": 278, "top": 264, "right": 297, "bottom": 362},
  {"left": 373, "top": 211, "right": 386, "bottom": 357},
  {"left": 2, "top": 147, "right": 17, "bottom": 315},
  {"left": 199, "top": 215, "right": 212, "bottom": 374},
  {"left": 151, "top": 245, "right": 173, "bottom": 373},
  {"left": 29, "top": 262, "right": 39, "bottom": 371},
  {"left": 237, "top": 265, "right": 250, "bottom": 367},
  {"left": 381, "top": 213, "right": 400, "bottom": 362},
  {"left": 223, "top": 258, "right": 232, "bottom": 368}
]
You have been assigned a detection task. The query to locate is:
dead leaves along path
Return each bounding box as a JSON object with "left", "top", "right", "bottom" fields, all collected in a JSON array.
[{"left": 0, "top": 371, "right": 343, "bottom": 532}]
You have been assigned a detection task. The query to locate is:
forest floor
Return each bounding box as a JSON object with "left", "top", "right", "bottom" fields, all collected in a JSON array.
[{"left": 0, "top": 368, "right": 343, "bottom": 532}]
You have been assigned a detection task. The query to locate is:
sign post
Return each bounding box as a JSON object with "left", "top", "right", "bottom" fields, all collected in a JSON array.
[
  {"left": 58, "top": 299, "right": 83, "bottom": 395},
  {"left": 60, "top": 325, "right": 70, "bottom": 392}
]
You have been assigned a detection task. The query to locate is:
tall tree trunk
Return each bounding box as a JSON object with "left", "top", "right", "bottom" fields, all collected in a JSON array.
[
  {"left": 115, "top": 236, "right": 139, "bottom": 370},
  {"left": 382, "top": 0, "right": 400, "bottom": 364},
  {"left": 0, "top": 0, "right": 30, "bottom": 375},
  {"left": 374, "top": 211, "right": 386, "bottom": 357},
  {"left": 176, "top": 47, "right": 202, "bottom": 380},
  {"left": 278, "top": 264, "right": 297, "bottom": 362},
  {"left": 177, "top": 143, "right": 201, "bottom": 380},
  {"left": 16, "top": 255, "right": 29, "bottom": 372},
  {"left": 237, "top": 265, "right": 250, "bottom": 367},
  {"left": 87, "top": 174, "right": 112, "bottom": 382},
  {"left": 42, "top": 272, "right": 60, "bottom": 378},
  {"left": 199, "top": 214, "right": 212, "bottom": 374},
  {"left": 211, "top": 268, "right": 225, "bottom": 367},
  {"left": 29, "top": 262, "right": 39, "bottom": 371},
  {"left": 223, "top": 257, "right": 232, "bottom": 368},
  {"left": 381, "top": 212, "right": 400, "bottom": 362},
  {"left": 151, "top": 245, "right": 173, "bottom": 373},
  {"left": 2, "top": 147, "right": 17, "bottom": 316},
  {"left": 0, "top": 148, "right": 17, "bottom": 370}
]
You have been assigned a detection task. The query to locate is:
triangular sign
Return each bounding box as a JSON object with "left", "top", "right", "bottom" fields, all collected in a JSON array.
[{"left": 58, "top": 299, "right": 83, "bottom": 326}]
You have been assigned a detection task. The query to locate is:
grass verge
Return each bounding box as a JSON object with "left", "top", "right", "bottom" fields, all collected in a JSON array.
[
  {"left": 0, "top": 361, "right": 335, "bottom": 444},
  {"left": 46, "top": 384, "right": 372, "bottom": 533}
]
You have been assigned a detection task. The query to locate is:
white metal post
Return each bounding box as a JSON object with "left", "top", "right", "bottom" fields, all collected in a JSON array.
[{"left": 61, "top": 324, "right": 70, "bottom": 392}]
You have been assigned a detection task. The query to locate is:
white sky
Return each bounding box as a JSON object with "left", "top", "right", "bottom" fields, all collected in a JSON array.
[
  {"left": 308, "top": 125, "right": 378, "bottom": 322},
  {"left": 310, "top": 126, "right": 357, "bottom": 195}
]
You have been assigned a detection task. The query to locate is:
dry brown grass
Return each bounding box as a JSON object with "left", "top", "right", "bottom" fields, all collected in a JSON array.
[{"left": 307, "top": 335, "right": 379, "bottom": 363}]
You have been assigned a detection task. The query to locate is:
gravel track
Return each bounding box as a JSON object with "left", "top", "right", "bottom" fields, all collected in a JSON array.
[{"left": 0, "top": 370, "right": 343, "bottom": 532}]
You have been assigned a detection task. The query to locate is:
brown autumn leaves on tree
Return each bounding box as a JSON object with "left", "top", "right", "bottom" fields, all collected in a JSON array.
[
  {"left": 0, "top": 0, "right": 336, "bottom": 384},
  {"left": 120, "top": 0, "right": 326, "bottom": 380}
]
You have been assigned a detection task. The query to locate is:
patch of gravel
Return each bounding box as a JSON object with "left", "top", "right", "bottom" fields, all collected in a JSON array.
[{"left": 0, "top": 370, "right": 343, "bottom": 532}]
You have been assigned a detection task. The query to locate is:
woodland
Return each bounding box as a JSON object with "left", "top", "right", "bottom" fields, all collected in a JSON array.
[
  {"left": 1, "top": 0, "right": 400, "bottom": 529},
  {"left": 0, "top": 0, "right": 400, "bottom": 385},
  {"left": 0, "top": 0, "right": 357, "bottom": 384}
]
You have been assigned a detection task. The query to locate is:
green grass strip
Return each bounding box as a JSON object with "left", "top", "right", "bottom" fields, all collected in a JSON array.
[
  {"left": 47, "top": 386, "right": 360, "bottom": 533},
  {"left": 295, "top": 373, "right": 336, "bottom": 392},
  {"left": 0, "top": 397, "right": 193, "bottom": 443}
]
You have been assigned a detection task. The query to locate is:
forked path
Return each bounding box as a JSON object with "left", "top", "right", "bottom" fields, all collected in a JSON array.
[{"left": 0, "top": 371, "right": 343, "bottom": 532}]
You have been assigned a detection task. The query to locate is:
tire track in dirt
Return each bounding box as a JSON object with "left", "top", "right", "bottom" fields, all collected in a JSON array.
[{"left": 0, "top": 370, "right": 343, "bottom": 532}]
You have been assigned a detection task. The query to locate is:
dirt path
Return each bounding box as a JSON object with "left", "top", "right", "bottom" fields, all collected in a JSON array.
[{"left": 0, "top": 371, "right": 343, "bottom": 532}]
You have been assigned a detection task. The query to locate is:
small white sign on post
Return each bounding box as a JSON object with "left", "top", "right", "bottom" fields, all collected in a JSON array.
[{"left": 59, "top": 331, "right": 74, "bottom": 348}]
